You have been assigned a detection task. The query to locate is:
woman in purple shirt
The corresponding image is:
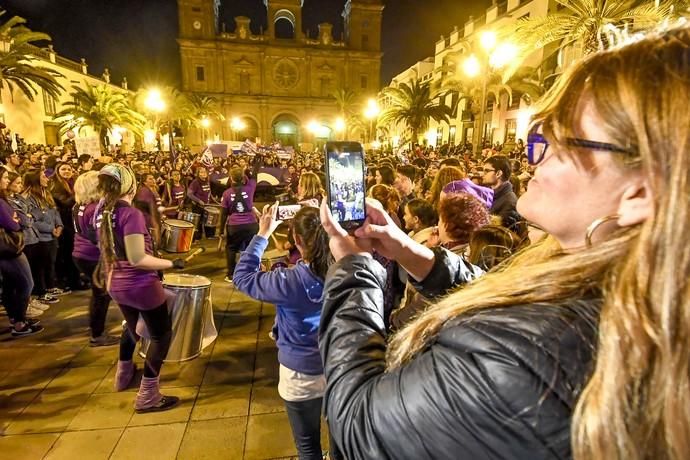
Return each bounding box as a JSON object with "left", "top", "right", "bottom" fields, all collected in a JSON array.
[
  {"left": 72, "top": 171, "right": 118, "bottom": 347},
  {"left": 0, "top": 168, "right": 42, "bottom": 336},
  {"left": 97, "top": 164, "right": 184, "bottom": 413},
  {"left": 187, "top": 166, "right": 213, "bottom": 239},
  {"left": 163, "top": 169, "right": 186, "bottom": 218},
  {"left": 220, "top": 154, "right": 262, "bottom": 282}
]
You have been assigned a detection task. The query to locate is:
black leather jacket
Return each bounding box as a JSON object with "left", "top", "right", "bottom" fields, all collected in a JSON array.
[{"left": 320, "top": 247, "right": 599, "bottom": 460}]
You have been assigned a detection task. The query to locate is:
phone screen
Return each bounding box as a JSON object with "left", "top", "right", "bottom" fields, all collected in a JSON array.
[
  {"left": 277, "top": 204, "right": 301, "bottom": 221},
  {"left": 325, "top": 142, "right": 366, "bottom": 229}
]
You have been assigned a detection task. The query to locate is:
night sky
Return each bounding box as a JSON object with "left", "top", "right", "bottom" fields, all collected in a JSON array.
[{"left": 3, "top": 0, "right": 491, "bottom": 90}]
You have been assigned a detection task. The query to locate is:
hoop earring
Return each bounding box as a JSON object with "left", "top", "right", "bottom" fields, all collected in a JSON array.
[{"left": 585, "top": 214, "right": 620, "bottom": 247}]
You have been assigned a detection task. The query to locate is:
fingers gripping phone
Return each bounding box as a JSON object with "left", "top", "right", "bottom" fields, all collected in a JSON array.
[
  {"left": 324, "top": 141, "right": 367, "bottom": 230},
  {"left": 277, "top": 204, "right": 301, "bottom": 220}
]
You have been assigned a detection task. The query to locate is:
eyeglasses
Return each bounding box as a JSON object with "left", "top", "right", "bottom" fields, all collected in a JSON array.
[{"left": 527, "top": 124, "right": 637, "bottom": 166}]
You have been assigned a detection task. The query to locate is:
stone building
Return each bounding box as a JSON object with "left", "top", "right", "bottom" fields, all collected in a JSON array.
[{"left": 177, "top": 0, "right": 384, "bottom": 148}]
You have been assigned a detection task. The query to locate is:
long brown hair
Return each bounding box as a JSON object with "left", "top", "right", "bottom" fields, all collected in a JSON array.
[
  {"left": 22, "top": 169, "right": 55, "bottom": 209},
  {"left": 427, "top": 165, "right": 464, "bottom": 209},
  {"left": 388, "top": 26, "right": 690, "bottom": 460},
  {"left": 292, "top": 206, "right": 332, "bottom": 280}
]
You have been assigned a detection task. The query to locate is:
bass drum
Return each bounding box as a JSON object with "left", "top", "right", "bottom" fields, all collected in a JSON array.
[
  {"left": 161, "top": 219, "right": 194, "bottom": 253},
  {"left": 204, "top": 204, "right": 222, "bottom": 228}
]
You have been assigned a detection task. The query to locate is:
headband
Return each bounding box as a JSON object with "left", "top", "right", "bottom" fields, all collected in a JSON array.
[{"left": 99, "top": 163, "right": 136, "bottom": 196}]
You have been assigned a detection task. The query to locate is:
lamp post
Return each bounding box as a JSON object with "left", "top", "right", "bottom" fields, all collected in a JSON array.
[
  {"left": 363, "top": 98, "right": 380, "bottom": 144},
  {"left": 230, "top": 117, "right": 246, "bottom": 141},
  {"left": 200, "top": 117, "right": 211, "bottom": 145},
  {"left": 462, "top": 31, "right": 517, "bottom": 155},
  {"left": 334, "top": 117, "right": 346, "bottom": 141},
  {"left": 144, "top": 89, "right": 166, "bottom": 152}
]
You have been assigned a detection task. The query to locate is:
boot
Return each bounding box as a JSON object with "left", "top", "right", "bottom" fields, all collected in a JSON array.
[
  {"left": 114, "top": 360, "right": 136, "bottom": 391},
  {"left": 134, "top": 375, "right": 179, "bottom": 413}
]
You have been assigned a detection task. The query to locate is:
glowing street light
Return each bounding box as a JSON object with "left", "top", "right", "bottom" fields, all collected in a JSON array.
[
  {"left": 230, "top": 117, "right": 246, "bottom": 132},
  {"left": 307, "top": 120, "right": 321, "bottom": 135},
  {"left": 144, "top": 89, "right": 166, "bottom": 113},
  {"left": 334, "top": 117, "right": 346, "bottom": 132},
  {"left": 460, "top": 30, "right": 518, "bottom": 154},
  {"left": 363, "top": 99, "right": 380, "bottom": 143},
  {"left": 463, "top": 55, "right": 481, "bottom": 78},
  {"left": 201, "top": 118, "right": 211, "bottom": 128}
]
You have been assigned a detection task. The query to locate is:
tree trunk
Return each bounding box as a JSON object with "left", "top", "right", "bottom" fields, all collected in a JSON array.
[{"left": 99, "top": 127, "right": 108, "bottom": 156}]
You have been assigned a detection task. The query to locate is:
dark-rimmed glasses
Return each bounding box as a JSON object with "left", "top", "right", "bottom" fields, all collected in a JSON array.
[{"left": 526, "top": 124, "right": 637, "bottom": 166}]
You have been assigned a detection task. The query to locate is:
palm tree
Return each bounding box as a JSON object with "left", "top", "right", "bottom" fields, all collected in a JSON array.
[
  {"left": 512, "top": 0, "right": 672, "bottom": 57},
  {"left": 187, "top": 93, "right": 224, "bottom": 126},
  {"left": 0, "top": 10, "right": 63, "bottom": 102},
  {"left": 378, "top": 80, "right": 453, "bottom": 146},
  {"left": 330, "top": 87, "right": 361, "bottom": 138},
  {"left": 54, "top": 84, "right": 146, "bottom": 154}
]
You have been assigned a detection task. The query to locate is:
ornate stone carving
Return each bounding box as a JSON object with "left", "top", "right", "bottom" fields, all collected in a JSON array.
[{"left": 272, "top": 59, "right": 299, "bottom": 89}]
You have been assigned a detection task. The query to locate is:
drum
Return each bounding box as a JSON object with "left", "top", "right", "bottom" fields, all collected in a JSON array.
[
  {"left": 161, "top": 219, "right": 194, "bottom": 253},
  {"left": 262, "top": 249, "right": 289, "bottom": 271},
  {"left": 140, "top": 274, "right": 215, "bottom": 362},
  {"left": 177, "top": 211, "right": 201, "bottom": 228},
  {"left": 204, "top": 204, "right": 222, "bottom": 228}
]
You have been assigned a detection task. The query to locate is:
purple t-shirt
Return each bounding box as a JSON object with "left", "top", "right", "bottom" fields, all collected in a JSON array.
[
  {"left": 134, "top": 185, "right": 161, "bottom": 229},
  {"left": 221, "top": 179, "right": 257, "bottom": 226},
  {"left": 188, "top": 179, "right": 211, "bottom": 204},
  {"left": 72, "top": 202, "right": 100, "bottom": 262},
  {"left": 0, "top": 198, "right": 20, "bottom": 232},
  {"left": 169, "top": 184, "right": 186, "bottom": 205},
  {"left": 96, "top": 202, "right": 165, "bottom": 310}
]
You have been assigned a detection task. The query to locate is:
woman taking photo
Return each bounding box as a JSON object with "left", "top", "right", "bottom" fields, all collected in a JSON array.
[
  {"left": 0, "top": 168, "right": 42, "bottom": 336},
  {"left": 97, "top": 163, "right": 184, "bottom": 413},
  {"left": 73, "top": 171, "right": 118, "bottom": 347},
  {"left": 234, "top": 203, "right": 333, "bottom": 460},
  {"left": 318, "top": 27, "right": 686, "bottom": 459}
]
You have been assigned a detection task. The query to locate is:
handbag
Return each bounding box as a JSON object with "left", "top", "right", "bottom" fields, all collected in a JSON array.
[{"left": 0, "top": 227, "right": 25, "bottom": 258}]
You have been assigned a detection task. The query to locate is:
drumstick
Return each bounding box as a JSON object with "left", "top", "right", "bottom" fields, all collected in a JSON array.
[{"left": 184, "top": 247, "right": 206, "bottom": 262}]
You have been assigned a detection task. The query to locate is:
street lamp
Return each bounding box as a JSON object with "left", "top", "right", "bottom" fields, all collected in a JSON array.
[
  {"left": 363, "top": 98, "right": 380, "bottom": 144},
  {"left": 462, "top": 30, "right": 517, "bottom": 154},
  {"left": 230, "top": 116, "right": 246, "bottom": 141},
  {"left": 334, "top": 117, "right": 346, "bottom": 140},
  {"left": 144, "top": 89, "right": 166, "bottom": 151}
]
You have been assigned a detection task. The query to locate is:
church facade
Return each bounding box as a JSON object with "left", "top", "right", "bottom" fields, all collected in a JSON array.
[{"left": 177, "top": 0, "right": 384, "bottom": 148}]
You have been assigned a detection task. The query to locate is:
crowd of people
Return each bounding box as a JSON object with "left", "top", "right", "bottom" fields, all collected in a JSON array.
[{"left": 1, "top": 25, "right": 689, "bottom": 459}]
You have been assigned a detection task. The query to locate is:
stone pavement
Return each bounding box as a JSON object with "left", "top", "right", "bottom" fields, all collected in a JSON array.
[{"left": 0, "top": 239, "right": 327, "bottom": 459}]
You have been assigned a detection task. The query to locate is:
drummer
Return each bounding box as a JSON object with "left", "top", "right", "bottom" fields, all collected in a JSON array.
[
  {"left": 96, "top": 163, "right": 185, "bottom": 413},
  {"left": 187, "top": 166, "right": 213, "bottom": 240},
  {"left": 163, "top": 169, "right": 186, "bottom": 218},
  {"left": 133, "top": 172, "right": 163, "bottom": 245},
  {"left": 219, "top": 153, "right": 263, "bottom": 283}
]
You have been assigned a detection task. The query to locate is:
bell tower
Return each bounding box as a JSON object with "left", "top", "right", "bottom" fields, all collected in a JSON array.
[
  {"left": 264, "top": 0, "right": 304, "bottom": 40},
  {"left": 178, "top": 0, "right": 219, "bottom": 40},
  {"left": 342, "top": 0, "right": 384, "bottom": 51}
]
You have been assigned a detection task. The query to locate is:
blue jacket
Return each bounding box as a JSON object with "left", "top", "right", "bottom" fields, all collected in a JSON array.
[
  {"left": 8, "top": 194, "right": 40, "bottom": 245},
  {"left": 24, "top": 195, "right": 62, "bottom": 242},
  {"left": 234, "top": 235, "right": 324, "bottom": 375}
]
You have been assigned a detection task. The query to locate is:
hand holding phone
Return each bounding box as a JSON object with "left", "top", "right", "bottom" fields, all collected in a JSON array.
[{"left": 324, "top": 142, "right": 366, "bottom": 230}]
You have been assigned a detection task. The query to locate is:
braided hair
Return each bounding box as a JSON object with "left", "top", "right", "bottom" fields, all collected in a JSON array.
[{"left": 292, "top": 206, "right": 332, "bottom": 280}]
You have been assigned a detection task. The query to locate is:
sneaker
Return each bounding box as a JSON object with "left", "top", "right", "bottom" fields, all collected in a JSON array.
[
  {"left": 26, "top": 306, "right": 45, "bottom": 318},
  {"left": 134, "top": 395, "right": 180, "bottom": 414},
  {"left": 11, "top": 323, "right": 44, "bottom": 337},
  {"left": 10, "top": 318, "right": 41, "bottom": 327},
  {"left": 223, "top": 276, "right": 233, "bottom": 284},
  {"left": 89, "top": 334, "right": 120, "bottom": 347},
  {"left": 29, "top": 299, "right": 50, "bottom": 311},
  {"left": 38, "top": 294, "right": 59, "bottom": 304},
  {"left": 49, "top": 287, "right": 71, "bottom": 296}
]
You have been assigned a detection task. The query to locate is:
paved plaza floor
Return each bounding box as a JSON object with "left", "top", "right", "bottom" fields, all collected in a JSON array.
[{"left": 0, "top": 239, "right": 325, "bottom": 459}]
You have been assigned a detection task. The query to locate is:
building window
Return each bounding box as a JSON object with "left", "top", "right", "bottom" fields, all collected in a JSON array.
[
  {"left": 196, "top": 66, "right": 205, "bottom": 82},
  {"left": 43, "top": 90, "right": 57, "bottom": 116},
  {"left": 320, "top": 77, "right": 332, "bottom": 97},
  {"left": 505, "top": 119, "right": 517, "bottom": 144},
  {"left": 360, "top": 75, "right": 368, "bottom": 89},
  {"left": 240, "top": 72, "right": 250, "bottom": 93},
  {"left": 192, "top": 7, "right": 201, "bottom": 12},
  {"left": 362, "top": 34, "right": 369, "bottom": 50},
  {"left": 449, "top": 126, "right": 456, "bottom": 145},
  {"left": 437, "top": 127, "right": 443, "bottom": 144}
]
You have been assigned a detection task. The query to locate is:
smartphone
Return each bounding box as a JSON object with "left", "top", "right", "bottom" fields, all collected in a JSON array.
[
  {"left": 277, "top": 204, "right": 301, "bottom": 221},
  {"left": 324, "top": 141, "right": 366, "bottom": 230}
]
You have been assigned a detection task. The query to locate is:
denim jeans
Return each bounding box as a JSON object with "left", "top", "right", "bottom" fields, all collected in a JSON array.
[
  {"left": 283, "top": 397, "right": 324, "bottom": 460},
  {"left": 0, "top": 254, "right": 34, "bottom": 323}
]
